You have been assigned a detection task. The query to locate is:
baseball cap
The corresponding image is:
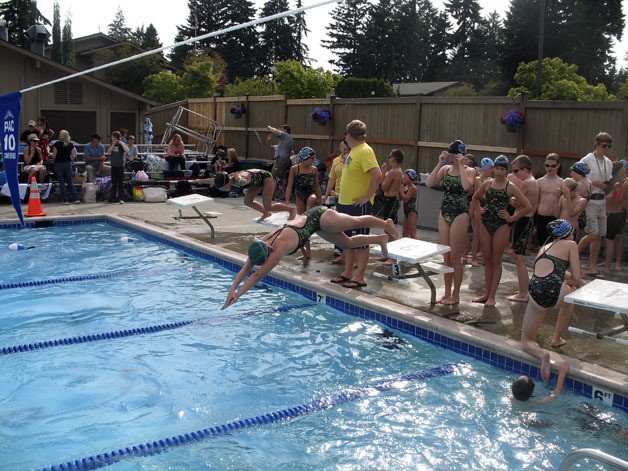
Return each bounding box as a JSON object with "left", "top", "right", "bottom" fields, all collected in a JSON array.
[
  {"left": 27, "top": 133, "right": 39, "bottom": 142},
  {"left": 28, "top": 120, "right": 36, "bottom": 127},
  {"left": 404, "top": 169, "right": 417, "bottom": 181},
  {"left": 480, "top": 157, "right": 494, "bottom": 170},
  {"left": 248, "top": 238, "right": 271, "bottom": 265},
  {"left": 448, "top": 140, "right": 467, "bottom": 155}
]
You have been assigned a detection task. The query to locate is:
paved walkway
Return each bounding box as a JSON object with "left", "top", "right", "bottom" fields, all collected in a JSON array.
[{"left": 1, "top": 194, "right": 626, "bottom": 376}]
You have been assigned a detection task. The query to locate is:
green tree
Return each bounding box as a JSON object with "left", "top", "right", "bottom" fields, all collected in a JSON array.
[
  {"left": 107, "top": 7, "right": 132, "bottom": 42},
  {"left": 50, "top": 1, "right": 61, "bottom": 62},
  {"left": 0, "top": 0, "right": 50, "bottom": 47},
  {"left": 259, "top": 0, "right": 297, "bottom": 75},
  {"left": 137, "top": 23, "right": 161, "bottom": 50},
  {"left": 509, "top": 57, "right": 611, "bottom": 101},
  {"left": 181, "top": 54, "right": 225, "bottom": 98},
  {"left": 322, "top": 0, "right": 369, "bottom": 76},
  {"left": 273, "top": 60, "right": 338, "bottom": 98},
  {"left": 290, "top": 0, "right": 309, "bottom": 64},
  {"left": 445, "top": 0, "right": 481, "bottom": 61},
  {"left": 224, "top": 77, "right": 275, "bottom": 96},
  {"left": 334, "top": 77, "right": 395, "bottom": 97},
  {"left": 143, "top": 71, "right": 185, "bottom": 104},
  {"left": 61, "top": 13, "right": 74, "bottom": 67}
]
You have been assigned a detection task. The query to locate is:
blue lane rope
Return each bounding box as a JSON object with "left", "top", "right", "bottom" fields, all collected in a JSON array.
[
  {"left": 40, "top": 362, "right": 461, "bottom": 471},
  {"left": 0, "top": 304, "right": 313, "bottom": 357},
  {"left": 0, "top": 268, "right": 188, "bottom": 291}
]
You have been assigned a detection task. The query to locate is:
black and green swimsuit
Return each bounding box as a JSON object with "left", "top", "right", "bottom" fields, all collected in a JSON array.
[
  {"left": 528, "top": 243, "right": 569, "bottom": 308},
  {"left": 285, "top": 206, "right": 328, "bottom": 254},
  {"left": 481, "top": 181, "right": 511, "bottom": 235},
  {"left": 234, "top": 170, "right": 272, "bottom": 190},
  {"left": 441, "top": 172, "right": 469, "bottom": 225}
]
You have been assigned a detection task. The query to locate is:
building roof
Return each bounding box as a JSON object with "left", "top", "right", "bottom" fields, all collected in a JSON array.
[
  {"left": 393, "top": 82, "right": 461, "bottom": 96},
  {"left": 0, "top": 39, "right": 157, "bottom": 106}
]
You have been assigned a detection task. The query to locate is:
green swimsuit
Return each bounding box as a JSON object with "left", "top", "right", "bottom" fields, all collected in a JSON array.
[
  {"left": 294, "top": 167, "right": 316, "bottom": 203},
  {"left": 441, "top": 172, "right": 469, "bottom": 225},
  {"left": 235, "top": 170, "right": 272, "bottom": 190},
  {"left": 286, "top": 206, "right": 328, "bottom": 254},
  {"left": 528, "top": 243, "right": 569, "bottom": 308},
  {"left": 481, "top": 181, "right": 511, "bottom": 235}
]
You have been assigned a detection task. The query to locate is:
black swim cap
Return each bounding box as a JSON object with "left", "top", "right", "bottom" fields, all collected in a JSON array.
[
  {"left": 448, "top": 140, "right": 467, "bottom": 155},
  {"left": 512, "top": 375, "right": 535, "bottom": 401},
  {"left": 213, "top": 171, "right": 228, "bottom": 189}
]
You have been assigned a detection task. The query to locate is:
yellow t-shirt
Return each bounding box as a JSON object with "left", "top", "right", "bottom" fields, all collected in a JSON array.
[
  {"left": 330, "top": 155, "right": 344, "bottom": 192},
  {"left": 338, "top": 142, "right": 379, "bottom": 205}
]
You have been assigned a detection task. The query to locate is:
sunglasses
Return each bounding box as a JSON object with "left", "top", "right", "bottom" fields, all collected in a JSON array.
[
  {"left": 545, "top": 163, "right": 557, "bottom": 168},
  {"left": 512, "top": 168, "right": 522, "bottom": 173},
  {"left": 600, "top": 143, "right": 612, "bottom": 148}
]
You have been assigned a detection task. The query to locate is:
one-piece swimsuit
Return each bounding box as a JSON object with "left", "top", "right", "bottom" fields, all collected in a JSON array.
[
  {"left": 294, "top": 167, "right": 316, "bottom": 202},
  {"left": 528, "top": 242, "right": 569, "bottom": 308},
  {"left": 481, "top": 181, "right": 511, "bottom": 235},
  {"left": 441, "top": 172, "right": 468, "bottom": 225},
  {"left": 403, "top": 186, "right": 417, "bottom": 216},
  {"left": 285, "top": 206, "right": 328, "bottom": 254},
  {"left": 235, "top": 170, "right": 271, "bottom": 190}
]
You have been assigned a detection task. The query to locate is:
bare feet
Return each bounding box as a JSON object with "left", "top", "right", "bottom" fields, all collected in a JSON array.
[
  {"left": 551, "top": 338, "right": 567, "bottom": 348},
  {"left": 378, "top": 235, "right": 389, "bottom": 259},
  {"left": 472, "top": 295, "right": 488, "bottom": 303},
  {"left": 331, "top": 256, "right": 345, "bottom": 264},
  {"left": 385, "top": 219, "right": 400, "bottom": 240},
  {"left": 436, "top": 294, "right": 452, "bottom": 304},
  {"left": 484, "top": 297, "right": 496, "bottom": 307},
  {"left": 287, "top": 207, "right": 297, "bottom": 221},
  {"left": 259, "top": 211, "right": 273, "bottom": 221},
  {"left": 441, "top": 297, "right": 459, "bottom": 305},
  {"left": 470, "top": 260, "right": 481, "bottom": 267},
  {"left": 506, "top": 293, "right": 528, "bottom": 302},
  {"left": 540, "top": 351, "right": 551, "bottom": 382}
]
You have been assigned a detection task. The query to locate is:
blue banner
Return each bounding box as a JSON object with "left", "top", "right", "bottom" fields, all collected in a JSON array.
[{"left": 0, "top": 91, "right": 24, "bottom": 226}]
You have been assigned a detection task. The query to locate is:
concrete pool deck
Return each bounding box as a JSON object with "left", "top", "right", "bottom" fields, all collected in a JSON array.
[{"left": 1, "top": 195, "right": 626, "bottom": 396}]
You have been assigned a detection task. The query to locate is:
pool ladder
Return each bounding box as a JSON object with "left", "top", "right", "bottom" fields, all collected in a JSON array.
[{"left": 559, "top": 448, "right": 628, "bottom": 470}]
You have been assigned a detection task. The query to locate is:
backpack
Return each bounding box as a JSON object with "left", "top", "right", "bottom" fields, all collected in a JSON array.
[{"left": 174, "top": 180, "right": 193, "bottom": 197}]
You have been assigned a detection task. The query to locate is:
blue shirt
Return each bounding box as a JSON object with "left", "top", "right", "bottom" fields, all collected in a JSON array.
[{"left": 83, "top": 142, "right": 105, "bottom": 164}]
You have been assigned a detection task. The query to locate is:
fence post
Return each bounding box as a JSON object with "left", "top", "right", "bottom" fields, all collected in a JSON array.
[
  {"left": 329, "top": 95, "right": 336, "bottom": 156},
  {"left": 517, "top": 92, "right": 529, "bottom": 155},
  {"left": 413, "top": 95, "right": 422, "bottom": 171}
]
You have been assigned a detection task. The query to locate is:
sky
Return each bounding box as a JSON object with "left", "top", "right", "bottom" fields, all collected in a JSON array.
[{"left": 37, "top": 0, "right": 628, "bottom": 71}]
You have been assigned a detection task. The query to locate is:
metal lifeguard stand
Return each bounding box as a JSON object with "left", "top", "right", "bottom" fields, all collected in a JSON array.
[{"left": 162, "top": 106, "right": 223, "bottom": 156}]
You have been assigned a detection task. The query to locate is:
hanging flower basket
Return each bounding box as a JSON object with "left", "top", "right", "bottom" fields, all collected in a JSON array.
[
  {"left": 501, "top": 109, "right": 524, "bottom": 132},
  {"left": 311, "top": 108, "right": 332, "bottom": 126},
  {"left": 230, "top": 103, "right": 247, "bottom": 119}
]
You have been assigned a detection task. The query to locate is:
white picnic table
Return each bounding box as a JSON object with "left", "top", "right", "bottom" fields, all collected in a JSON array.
[
  {"left": 166, "top": 194, "right": 221, "bottom": 238},
  {"left": 370, "top": 237, "right": 452, "bottom": 304},
  {"left": 565, "top": 279, "right": 628, "bottom": 344}
]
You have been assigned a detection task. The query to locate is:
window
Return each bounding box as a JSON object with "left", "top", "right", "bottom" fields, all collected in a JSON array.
[{"left": 54, "top": 82, "right": 83, "bottom": 105}]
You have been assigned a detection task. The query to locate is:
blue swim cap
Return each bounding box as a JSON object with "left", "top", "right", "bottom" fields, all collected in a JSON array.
[
  {"left": 494, "top": 155, "right": 509, "bottom": 168},
  {"left": 622, "top": 160, "right": 628, "bottom": 169},
  {"left": 405, "top": 169, "right": 417, "bottom": 181},
  {"left": 547, "top": 219, "right": 573, "bottom": 240},
  {"left": 480, "top": 157, "right": 494, "bottom": 170},
  {"left": 570, "top": 162, "right": 590, "bottom": 176},
  {"left": 248, "top": 238, "right": 271, "bottom": 265},
  {"left": 448, "top": 140, "right": 467, "bottom": 155},
  {"left": 298, "top": 147, "right": 316, "bottom": 160}
]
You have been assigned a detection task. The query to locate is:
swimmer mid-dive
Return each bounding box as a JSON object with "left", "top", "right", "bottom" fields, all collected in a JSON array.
[{"left": 222, "top": 206, "right": 398, "bottom": 309}]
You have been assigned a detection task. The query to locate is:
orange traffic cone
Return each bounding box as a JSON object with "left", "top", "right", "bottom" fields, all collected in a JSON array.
[{"left": 25, "top": 177, "right": 46, "bottom": 217}]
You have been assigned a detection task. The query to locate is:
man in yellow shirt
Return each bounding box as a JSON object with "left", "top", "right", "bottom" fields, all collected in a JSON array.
[{"left": 331, "top": 120, "right": 383, "bottom": 288}]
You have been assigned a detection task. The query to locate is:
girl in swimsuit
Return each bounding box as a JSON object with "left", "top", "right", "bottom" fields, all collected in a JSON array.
[
  {"left": 425, "top": 141, "right": 477, "bottom": 305},
  {"left": 222, "top": 206, "right": 399, "bottom": 309},
  {"left": 472, "top": 155, "right": 531, "bottom": 307},
  {"left": 214, "top": 169, "right": 296, "bottom": 221},
  {"left": 521, "top": 219, "right": 582, "bottom": 382},
  {"left": 285, "top": 147, "right": 323, "bottom": 259},
  {"left": 399, "top": 169, "right": 418, "bottom": 239}
]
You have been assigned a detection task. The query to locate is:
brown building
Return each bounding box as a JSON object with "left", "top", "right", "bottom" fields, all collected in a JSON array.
[{"left": 0, "top": 39, "right": 156, "bottom": 143}]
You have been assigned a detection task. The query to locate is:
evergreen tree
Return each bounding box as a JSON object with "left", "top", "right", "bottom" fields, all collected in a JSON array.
[
  {"left": 61, "top": 13, "right": 74, "bottom": 67},
  {"left": 107, "top": 7, "right": 132, "bottom": 42},
  {"left": 171, "top": 0, "right": 259, "bottom": 81},
  {"left": 0, "top": 0, "right": 49, "bottom": 47},
  {"left": 138, "top": 23, "right": 161, "bottom": 50},
  {"left": 259, "top": 0, "right": 296, "bottom": 75},
  {"left": 50, "top": 1, "right": 62, "bottom": 62},
  {"left": 360, "top": 0, "right": 398, "bottom": 81},
  {"left": 322, "top": 0, "right": 370, "bottom": 76},
  {"left": 444, "top": 0, "right": 481, "bottom": 64},
  {"left": 291, "top": 0, "right": 309, "bottom": 64}
]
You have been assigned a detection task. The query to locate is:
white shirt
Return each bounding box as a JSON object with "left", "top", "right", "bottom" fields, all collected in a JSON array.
[{"left": 579, "top": 152, "right": 612, "bottom": 205}]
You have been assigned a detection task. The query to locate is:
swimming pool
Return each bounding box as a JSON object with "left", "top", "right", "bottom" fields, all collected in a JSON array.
[{"left": 1, "top": 218, "right": 627, "bottom": 470}]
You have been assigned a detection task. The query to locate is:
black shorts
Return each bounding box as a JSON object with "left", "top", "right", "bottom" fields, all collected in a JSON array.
[
  {"left": 336, "top": 202, "right": 372, "bottom": 239},
  {"left": 606, "top": 210, "right": 627, "bottom": 240}
]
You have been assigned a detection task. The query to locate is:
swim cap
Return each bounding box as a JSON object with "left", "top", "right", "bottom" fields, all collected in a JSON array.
[
  {"left": 248, "top": 238, "right": 271, "bottom": 265},
  {"left": 622, "top": 159, "right": 628, "bottom": 169},
  {"left": 547, "top": 218, "right": 573, "bottom": 240},
  {"left": 404, "top": 169, "right": 417, "bottom": 181},
  {"left": 480, "top": 157, "right": 494, "bottom": 170},
  {"left": 297, "top": 147, "right": 316, "bottom": 160},
  {"left": 570, "top": 162, "right": 590, "bottom": 176},
  {"left": 494, "top": 155, "right": 509, "bottom": 168},
  {"left": 448, "top": 140, "right": 467, "bottom": 155},
  {"left": 213, "top": 171, "right": 228, "bottom": 189},
  {"left": 511, "top": 375, "right": 535, "bottom": 401}
]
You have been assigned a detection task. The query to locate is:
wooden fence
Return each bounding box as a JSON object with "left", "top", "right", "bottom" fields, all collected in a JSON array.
[{"left": 145, "top": 95, "right": 628, "bottom": 176}]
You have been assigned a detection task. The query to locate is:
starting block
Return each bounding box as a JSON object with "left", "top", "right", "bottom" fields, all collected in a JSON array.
[{"left": 167, "top": 194, "right": 222, "bottom": 238}]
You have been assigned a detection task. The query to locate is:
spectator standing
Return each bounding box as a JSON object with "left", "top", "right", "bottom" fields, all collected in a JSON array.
[
  {"left": 84, "top": 134, "right": 109, "bottom": 182},
  {"left": 19, "top": 120, "right": 40, "bottom": 143},
  {"left": 165, "top": 133, "right": 186, "bottom": 171},
  {"left": 506, "top": 155, "right": 539, "bottom": 302},
  {"left": 107, "top": 131, "right": 129, "bottom": 204},
  {"left": 330, "top": 120, "right": 383, "bottom": 289},
  {"left": 38, "top": 131, "right": 53, "bottom": 171},
  {"left": 52, "top": 130, "right": 80, "bottom": 204},
  {"left": 577, "top": 132, "right": 614, "bottom": 275},
  {"left": 36, "top": 116, "right": 54, "bottom": 139},
  {"left": 267, "top": 124, "right": 293, "bottom": 186},
  {"left": 23, "top": 134, "right": 46, "bottom": 183},
  {"left": 535, "top": 153, "right": 563, "bottom": 246}
]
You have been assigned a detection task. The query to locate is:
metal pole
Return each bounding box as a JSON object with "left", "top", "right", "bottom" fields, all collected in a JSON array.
[{"left": 536, "top": 0, "right": 546, "bottom": 98}]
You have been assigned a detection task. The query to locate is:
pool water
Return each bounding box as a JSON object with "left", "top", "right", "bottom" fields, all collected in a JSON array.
[{"left": 0, "top": 224, "right": 626, "bottom": 470}]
